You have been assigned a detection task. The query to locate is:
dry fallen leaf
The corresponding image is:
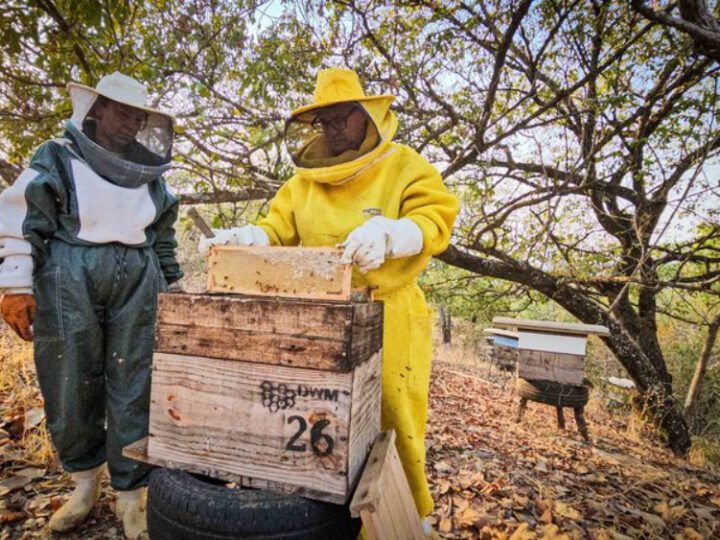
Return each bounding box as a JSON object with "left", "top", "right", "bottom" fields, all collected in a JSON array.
[
  {"left": 0, "top": 475, "right": 32, "bottom": 496},
  {"left": 14, "top": 467, "right": 46, "bottom": 479},
  {"left": 456, "top": 506, "right": 484, "bottom": 528},
  {"left": 587, "top": 529, "right": 613, "bottom": 540},
  {"left": 655, "top": 500, "right": 688, "bottom": 524},
  {"left": 573, "top": 464, "right": 590, "bottom": 475},
  {"left": 437, "top": 478, "right": 452, "bottom": 495},
  {"left": 439, "top": 516, "right": 453, "bottom": 533},
  {"left": 540, "top": 524, "right": 570, "bottom": 539},
  {"left": 509, "top": 522, "right": 537, "bottom": 540},
  {"left": 0, "top": 511, "right": 26, "bottom": 524},
  {"left": 554, "top": 501, "right": 581, "bottom": 520},
  {"left": 637, "top": 510, "right": 665, "bottom": 529},
  {"left": 453, "top": 495, "right": 470, "bottom": 513},
  {"left": 50, "top": 497, "right": 65, "bottom": 512},
  {"left": 434, "top": 460, "right": 458, "bottom": 476},
  {"left": 539, "top": 507, "right": 553, "bottom": 524},
  {"left": 677, "top": 527, "right": 704, "bottom": 540},
  {"left": 23, "top": 408, "right": 44, "bottom": 430}
]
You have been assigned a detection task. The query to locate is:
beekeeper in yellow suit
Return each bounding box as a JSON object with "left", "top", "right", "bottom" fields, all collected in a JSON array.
[{"left": 200, "top": 68, "right": 458, "bottom": 518}]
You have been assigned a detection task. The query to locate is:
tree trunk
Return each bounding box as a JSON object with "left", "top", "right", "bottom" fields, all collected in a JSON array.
[
  {"left": 439, "top": 305, "right": 452, "bottom": 345},
  {"left": 684, "top": 315, "right": 720, "bottom": 415},
  {"left": 438, "top": 245, "right": 692, "bottom": 455}
]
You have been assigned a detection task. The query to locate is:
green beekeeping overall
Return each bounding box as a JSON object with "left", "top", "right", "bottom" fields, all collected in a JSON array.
[{"left": 0, "top": 98, "right": 182, "bottom": 492}]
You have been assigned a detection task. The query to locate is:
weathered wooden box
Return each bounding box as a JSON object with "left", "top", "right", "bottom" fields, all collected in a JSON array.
[
  {"left": 493, "top": 318, "right": 609, "bottom": 386},
  {"left": 517, "top": 348, "right": 585, "bottom": 385},
  {"left": 133, "top": 293, "right": 383, "bottom": 504}
]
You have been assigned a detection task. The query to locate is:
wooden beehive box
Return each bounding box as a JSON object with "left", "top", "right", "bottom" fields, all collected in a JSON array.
[
  {"left": 129, "top": 293, "right": 383, "bottom": 504},
  {"left": 492, "top": 318, "right": 609, "bottom": 386}
]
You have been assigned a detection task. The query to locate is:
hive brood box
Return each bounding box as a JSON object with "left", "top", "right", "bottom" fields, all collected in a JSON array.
[
  {"left": 124, "top": 247, "right": 383, "bottom": 504},
  {"left": 492, "top": 317, "right": 610, "bottom": 385}
]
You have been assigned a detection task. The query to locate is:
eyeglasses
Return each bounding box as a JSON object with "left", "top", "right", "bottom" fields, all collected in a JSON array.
[{"left": 310, "top": 106, "right": 362, "bottom": 134}]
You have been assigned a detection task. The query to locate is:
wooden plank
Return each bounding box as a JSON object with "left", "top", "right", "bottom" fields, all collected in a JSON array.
[
  {"left": 122, "top": 437, "right": 346, "bottom": 504},
  {"left": 157, "top": 293, "right": 354, "bottom": 340},
  {"left": 349, "top": 302, "right": 384, "bottom": 365},
  {"left": 147, "top": 352, "right": 381, "bottom": 502},
  {"left": 156, "top": 324, "right": 348, "bottom": 371},
  {"left": 483, "top": 328, "right": 519, "bottom": 339},
  {"left": 518, "top": 331, "right": 587, "bottom": 356},
  {"left": 350, "top": 431, "right": 424, "bottom": 540},
  {"left": 518, "top": 349, "right": 584, "bottom": 385},
  {"left": 154, "top": 294, "right": 383, "bottom": 371},
  {"left": 492, "top": 317, "right": 610, "bottom": 337},
  {"left": 347, "top": 351, "right": 382, "bottom": 489},
  {"left": 208, "top": 246, "right": 352, "bottom": 300}
]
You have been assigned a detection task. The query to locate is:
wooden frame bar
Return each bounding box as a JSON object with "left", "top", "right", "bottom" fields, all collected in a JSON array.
[{"left": 208, "top": 246, "right": 352, "bottom": 301}]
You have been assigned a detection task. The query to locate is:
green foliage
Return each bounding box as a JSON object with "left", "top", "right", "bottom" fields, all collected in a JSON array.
[{"left": 420, "top": 259, "right": 515, "bottom": 324}]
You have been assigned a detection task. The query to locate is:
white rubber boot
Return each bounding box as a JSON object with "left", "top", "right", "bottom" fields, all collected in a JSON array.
[
  {"left": 116, "top": 487, "right": 148, "bottom": 540},
  {"left": 48, "top": 464, "right": 104, "bottom": 532}
]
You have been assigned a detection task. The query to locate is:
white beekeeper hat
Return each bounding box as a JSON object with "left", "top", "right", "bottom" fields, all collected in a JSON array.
[{"left": 67, "top": 71, "right": 173, "bottom": 126}]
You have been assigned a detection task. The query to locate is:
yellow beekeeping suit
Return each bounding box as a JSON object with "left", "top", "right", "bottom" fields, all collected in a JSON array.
[{"left": 259, "top": 68, "right": 458, "bottom": 516}]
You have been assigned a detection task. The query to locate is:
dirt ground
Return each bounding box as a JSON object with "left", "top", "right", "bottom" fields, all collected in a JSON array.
[{"left": 425, "top": 358, "right": 720, "bottom": 539}]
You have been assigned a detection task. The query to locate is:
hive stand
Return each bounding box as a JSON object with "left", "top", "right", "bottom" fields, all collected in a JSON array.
[
  {"left": 493, "top": 317, "right": 610, "bottom": 441},
  {"left": 514, "top": 395, "right": 590, "bottom": 441}
]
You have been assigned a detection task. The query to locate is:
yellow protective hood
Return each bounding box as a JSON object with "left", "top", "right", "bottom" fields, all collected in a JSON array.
[{"left": 293, "top": 99, "right": 398, "bottom": 185}]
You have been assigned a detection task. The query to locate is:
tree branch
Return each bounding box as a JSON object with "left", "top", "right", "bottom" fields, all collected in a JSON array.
[{"left": 631, "top": 0, "right": 720, "bottom": 61}]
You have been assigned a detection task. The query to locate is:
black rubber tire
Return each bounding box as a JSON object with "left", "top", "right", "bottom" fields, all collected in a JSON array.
[
  {"left": 516, "top": 378, "right": 589, "bottom": 407},
  {"left": 147, "top": 468, "right": 361, "bottom": 540}
]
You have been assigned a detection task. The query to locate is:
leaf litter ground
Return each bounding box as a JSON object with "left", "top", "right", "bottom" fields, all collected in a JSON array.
[{"left": 2, "top": 346, "right": 719, "bottom": 539}]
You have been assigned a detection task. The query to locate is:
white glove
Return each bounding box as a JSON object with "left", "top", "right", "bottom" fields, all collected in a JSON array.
[
  {"left": 198, "top": 225, "right": 269, "bottom": 254},
  {"left": 340, "top": 216, "right": 423, "bottom": 273}
]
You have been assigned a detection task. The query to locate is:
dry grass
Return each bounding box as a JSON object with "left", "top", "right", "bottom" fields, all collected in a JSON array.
[
  {"left": 689, "top": 435, "right": 720, "bottom": 471},
  {"left": 0, "top": 328, "right": 54, "bottom": 467}
]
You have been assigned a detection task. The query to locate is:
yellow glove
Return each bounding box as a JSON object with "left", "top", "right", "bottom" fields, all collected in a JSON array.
[{"left": 1, "top": 293, "right": 36, "bottom": 341}]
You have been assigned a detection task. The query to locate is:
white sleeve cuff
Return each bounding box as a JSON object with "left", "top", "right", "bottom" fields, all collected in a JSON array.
[
  {"left": 0, "top": 254, "right": 34, "bottom": 290},
  {"left": 3, "top": 288, "right": 33, "bottom": 295},
  {"left": 0, "top": 237, "right": 32, "bottom": 258}
]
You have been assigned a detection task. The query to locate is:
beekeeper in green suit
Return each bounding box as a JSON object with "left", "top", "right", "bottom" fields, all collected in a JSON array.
[{"left": 0, "top": 72, "right": 182, "bottom": 539}]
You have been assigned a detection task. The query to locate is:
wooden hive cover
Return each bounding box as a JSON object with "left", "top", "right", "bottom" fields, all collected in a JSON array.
[{"left": 492, "top": 317, "right": 610, "bottom": 337}]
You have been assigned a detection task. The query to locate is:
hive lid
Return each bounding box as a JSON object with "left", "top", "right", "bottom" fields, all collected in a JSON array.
[{"left": 492, "top": 317, "right": 610, "bottom": 337}]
